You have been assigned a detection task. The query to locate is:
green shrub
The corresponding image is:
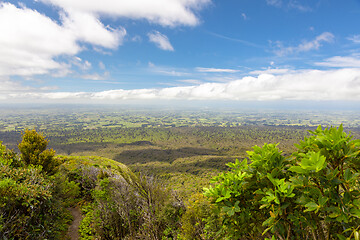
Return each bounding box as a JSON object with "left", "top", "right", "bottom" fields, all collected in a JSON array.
[
  {"left": 52, "top": 172, "right": 81, "bottom": 207},
  {"left": 0, "top": 140, "right": 72, "bottom": 239},
  {"left": 204, "top": 125, "right": 360, "bottom": 239},
  {"left": 179, "top": 193, "right": 222, "bottom": 240},
  {"left": 90, "top": 169, "right": 184, "bottom": 239},
  {"left": 79, "top": 204, "right": 96, "bottom": 240},
  {"left": 18, "top": 129, "right": 60, "bottom": 174}
]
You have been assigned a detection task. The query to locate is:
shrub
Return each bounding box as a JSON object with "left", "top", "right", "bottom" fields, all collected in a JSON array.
[
  {"left": 179, "top": 193, "right": 222, "bottom": 240},
  {"left": 18, "top": 129, "right": 60, "bottom": 174},
  {"left": 0, "top": 143, "right": 69, "bottom": 239},
  {"left": 204, "top": 125, "right": 360, "bottom": 239},
  {"left": 92, "top": 168, "right": 184, "bottom": 239}
]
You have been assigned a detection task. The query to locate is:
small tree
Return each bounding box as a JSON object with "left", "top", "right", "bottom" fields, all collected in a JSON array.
[
  {"left": 204, "top": 125, "right": 360, "bottom": 239},
  {"left": 18, "top": 129, "right": 59, "bottom": 174}
]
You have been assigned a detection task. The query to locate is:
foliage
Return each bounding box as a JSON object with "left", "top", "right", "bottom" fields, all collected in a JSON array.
[
  {"left": 179, "top": 193, "right": 222, "bottom": 240},
  {"left": 58, "top": 154, "right": 184, "bottom": 239},
  {"left": 79, "top": 204, "right": 96, "bottom": 240},
  {"left": 0, "top": 142, "right": 70, "bottom": 239},
  {"left": 18, "top": 129, "right": 60, "bottom": 174},
  {"left": 52, "top": 172, "right": 81, "bottom": 207},
  {"left": 204, "top": 125, "right": 360, "bottom": 239}
]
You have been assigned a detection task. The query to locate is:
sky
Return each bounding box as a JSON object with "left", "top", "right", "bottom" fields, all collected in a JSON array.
[{"left": 1, "top": 0, "right": 360, "bottom": 106}]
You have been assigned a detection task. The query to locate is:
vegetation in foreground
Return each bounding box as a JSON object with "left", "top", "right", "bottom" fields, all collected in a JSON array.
[{"left": 0, "top": 125, "right": 360, "bottom": 239}]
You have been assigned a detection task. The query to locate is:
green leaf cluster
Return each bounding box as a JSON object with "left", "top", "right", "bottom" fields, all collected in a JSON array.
[
  {"left": 18, "top": 129, "right": 61, "bottom": 174},
  {"left": 204, "top": 125, "right": 360, "bottom": 239},
  {"left": 0, "top": 141, "right": 71, "bottom": 239}
]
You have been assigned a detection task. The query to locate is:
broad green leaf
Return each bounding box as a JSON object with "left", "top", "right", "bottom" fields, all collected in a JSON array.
[
  {"left": 288, "top": 166, "right": 307, "bottom": 174},
  {"left": 304, "top": 202, "right": 319, "bottom": 212},
  {"left": 336, "top": 234, "right": 346, "bottom": 240},
  {"left": 300, "top": 151, "right": 326, "bottom": 172},
  {"left": 353, "top": 199, "right": 360, "bottom": 208},
  {"left": 344, "top": 169, "right": 352, "bottom": 181},
  {"left": 329, "top": 212, "right": 339, "bottom": 218},
  {"left": 344, "top": 192, "right": 351, "bottom": 204},
  {"left": 318, "top": 195, "right": 329, "bottom": 206},
  {"left": 350, "top": 208, "right": 360, "bottom": 218}
]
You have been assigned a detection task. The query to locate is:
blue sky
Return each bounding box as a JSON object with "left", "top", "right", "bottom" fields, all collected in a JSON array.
[{"left": 1, "top": 0, "right": 360, "bottom": 104}]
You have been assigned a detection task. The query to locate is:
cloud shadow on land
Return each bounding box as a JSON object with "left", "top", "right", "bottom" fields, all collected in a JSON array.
[{"left": 114, "top": 147, "right": 217, "bottom": 165}]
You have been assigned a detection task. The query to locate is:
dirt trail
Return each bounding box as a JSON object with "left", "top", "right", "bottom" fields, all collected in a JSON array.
[{"left": 66, "top": 207, "right": 82, "bottom": 240}]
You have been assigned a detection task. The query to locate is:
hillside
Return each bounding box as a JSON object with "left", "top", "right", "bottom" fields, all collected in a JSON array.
[{"left": 1, "top": 125, "right": 360, "bottom": 239}]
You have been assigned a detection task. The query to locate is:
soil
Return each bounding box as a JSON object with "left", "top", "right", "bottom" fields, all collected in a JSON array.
[{"left": 66, "top": 207, "right": 82, "bottom": 240}]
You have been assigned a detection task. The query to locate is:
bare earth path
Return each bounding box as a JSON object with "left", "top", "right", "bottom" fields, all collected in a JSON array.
[{"left": 66, "top": 207, "right": 82, "bottom": 240}]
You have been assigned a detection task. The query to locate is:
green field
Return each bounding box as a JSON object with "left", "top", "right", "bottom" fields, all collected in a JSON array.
[{"left": 1, "top": 106, "right": 359, "bottom": 196}]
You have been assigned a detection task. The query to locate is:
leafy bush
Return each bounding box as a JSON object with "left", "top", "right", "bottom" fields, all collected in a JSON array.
[
  {"left": 204, "top": 125, "right": 360, "bottom": 239},
  {"left": 0, "top": 142, "right": 70, "bottom": 239},
  {"left": 52, "top": 172, "right": 81, "bottom": 207},
  {"left": 18, "top": 129, "right": 60, "bottom": 174},
  {"left": 179, "top": 193, "right": 222, "bottom": 240},
  {"left": 57, "top": 155, "right": 184, "bottom": 239},
  {"left": 89, "top": 168, "right": 184, "bottom": 239}
]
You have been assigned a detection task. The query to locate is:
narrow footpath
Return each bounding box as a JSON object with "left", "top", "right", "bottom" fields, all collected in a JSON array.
[{"left": 66, "top": 208, "right": 82, "bottom": 240}]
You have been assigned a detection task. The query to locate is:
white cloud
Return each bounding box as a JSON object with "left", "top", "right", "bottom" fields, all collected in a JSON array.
[
  {"left": 6, "top": 68, "right": 360, "bottom": 101},
  {"left": 196, "top": 67, "right": 239, "bottom": 73},
  {"left": 99, "top": 62, "right": 106, "bottom": 70},
  {"left": 148, "top": 31, "right": 174, "bottom": 51},
  {"left": 266, "top": 0, "right": 282, "bottom": 7},
  {"left": 72, "top": 57, "right": 92, "bottom": 70},
  {"left": 241, "top": 13, "right": 247, "bottom": 20},
  {"left": 131, "top": 35, "right": 142, "bottom": 42},
  {"left": 61, "top": 10, "right": 126, "bottom": 49},
  {"left": 348, "top": 35, "right": 360, "bottom": 44},
  {"left": 0, "top": 3, "right": 76, "bottom": 76},
  {"left": 250, "top": 68, "right": 294, "bottom": 75},
  {"left": 40, "top": 86, "right": 59, "bottom": 91},
  {"left": 177, "top": 79, "right": 203, "bottom": 85},
  {"left": 207, "top": 31, "right": 264, "bottom": 48},
  {"left": 315, "top": 56, "right": 360, "bottom": 68},
  {"left": 287, "top": 0, "right": 312, "bottom": 12},
  {"left": 81, "top": 72, "right": 110, "bottom": 81},
  {"left": 274, "top": 32, "right": 334, "bottom": 56},
  {"left": 266, "top": 0, "right": 311, "bottom": 11},
  {"left": 148, "top": 62, "right": 188, "bottom": 76},
  {"left": 0, "top": 77, "right": 33, "bottom": 94},
  {"left": 0, "top": 3, "right": 125, "bottom": 77},
  {"left": 39, "top": 0, "right": 211, "bottom": 27},
  {"left": 1, "top": 0, "right": 205, "bottom": 79}
]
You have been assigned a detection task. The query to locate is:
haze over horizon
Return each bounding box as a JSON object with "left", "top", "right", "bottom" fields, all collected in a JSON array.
[{"left": 1, "top": 0, "right": 360, "bottom": 106}]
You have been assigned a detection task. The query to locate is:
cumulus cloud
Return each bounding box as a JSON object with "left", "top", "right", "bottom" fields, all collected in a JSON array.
[
  {"left": 1, "top": 0, "right": 207, "bottom": 79},
  {"left": 0, "top": 3, "right": 76, "bottom": 76},
  {"left": 6, "top": 68, "right": 360, "bottom": 101},
  {"left": 0, "top": 3, "right": 125, "bottom": 77},
  {"left": 196, "top": 67, "right": 239, "bottom": 73},
  {"left": 61, "top": 10, "right": 126, "bottom": 49},
  {"left": 38, "top": 0, "right": 211, "bottom": 27},
  {"left": 274, "top": 32, "right": 334, "bottom": 56},
  {"left": 148, "top": 31, "right": 174, "bottom": 51}
]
